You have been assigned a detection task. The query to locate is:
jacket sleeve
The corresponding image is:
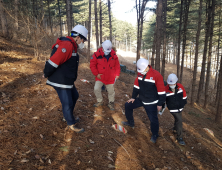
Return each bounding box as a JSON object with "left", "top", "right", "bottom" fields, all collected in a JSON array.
[
  {"left": 115, "top": 57, "right": 120, "bottom": 76},
  {"left": 43, "top": 42, "right": 73, "bottom": 78},
  {"left": 181, "top": 85, "right": 187, "bottom": 106},
  {"left": 90, "top": 53, "right": 99, "bottom": 76},
  {"left": 132, "top": 77, "right": 140, "bottom": 99},
  {"left": 155, "top": 74, "right": 166, "bottom": 106}
]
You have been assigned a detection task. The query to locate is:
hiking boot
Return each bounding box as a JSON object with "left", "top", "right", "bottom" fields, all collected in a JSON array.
[
  {"left": 93, "top": 102, "right": 103, "bottom": 107},
  {"left": 68, "top": 124, "right": 85, "bottom": 133},
  {"left": 121, "top": 121, "right": 134, "bottom": 128},
  {"left": 108, "top": 102, "right": 115, "bottom": 110},
  {"left": 150, "top": 135, "right": 159, "bottom": 143},
  {"left": 62, "top": 117, "right": 80, "bottom": 123},
  {"left": 177, "top": 138, "right": 186, "bottom": 145}
]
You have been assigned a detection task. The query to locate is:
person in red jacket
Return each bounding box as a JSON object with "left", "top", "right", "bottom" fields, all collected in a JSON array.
[
  {"left": 43, "top": 25, "right": 88, "bottom": 133},
  {"left": 122, "top": 58, "right": 166, "bottom": 143},
  {"left": 90, "top": 40, "right": 120, "bottom": 110},
  {"left": 165, "top": 73, "right": 187, "bottom": 145}
]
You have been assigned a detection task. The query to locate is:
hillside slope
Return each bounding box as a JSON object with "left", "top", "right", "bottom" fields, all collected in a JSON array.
[{"left": 0, "top": 38, "right": 222, "bottom": 170}]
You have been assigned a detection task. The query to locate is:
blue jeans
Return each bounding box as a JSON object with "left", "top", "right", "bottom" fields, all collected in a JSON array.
[
  {"left": 54, "top": 86, "right": 79, "bottom": 125},
  {"left": 125, "top": 98, "right": 159, "bottom": 136}
]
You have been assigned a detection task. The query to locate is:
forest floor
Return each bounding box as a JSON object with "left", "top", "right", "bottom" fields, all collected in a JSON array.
[{"left": 0, "top": 37, "right": 222, "bottom": 170}]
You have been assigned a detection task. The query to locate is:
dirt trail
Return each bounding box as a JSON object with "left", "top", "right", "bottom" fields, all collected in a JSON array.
[{"left": 0, "top": 37, "right": 222, "bottom": 170}]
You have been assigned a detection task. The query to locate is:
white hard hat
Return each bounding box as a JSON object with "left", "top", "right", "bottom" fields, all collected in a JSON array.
[
  {"left": 71, "top": 25, "right": 88, "bottom": 40},
  {"left": 137, "top": 58, "right": 149, "bottom": 73},
  {"left": 102, "top": 40, "right": 112, "bottom": 53},
  {"left": 167, "top": 73, "right": 178, "bottom": 84}
]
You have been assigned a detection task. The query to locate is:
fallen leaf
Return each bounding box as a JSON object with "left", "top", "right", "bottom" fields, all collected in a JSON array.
[
  {"left": 89, "top": 139, "right": 95, "bottom": 144},
  {"left": 107, "top": 155, "right": 114, "bottom": 162},
  {"left": 14, "top": 150, "right": 17, "bottom": 155},
  {"left": 32, "top": 116, "right": 39, "bottom": 119},
  {"left": 108, "top": 164, "right": 115, "bottom": 168},
  {"left": 40, "top": 158, "right": 44, "bottom": 163},
  {"left": 77, "top": 160, "right": 81, "bottom": 165},
  {"left": 48, "top": 159, "right": 52, "bottom": 164},
  {"left": 35, "top": 155, "right": 40, "bottom": 159},
  {"left": 59, "top": 146, "right": 69, "bottom": 152},
  {"left": 26, "top": 150, "right": 31, "bottom": 154},
  {"left": 21, "top": 159, "right": 29, "bottom": 163},
  {"left": 40, "top": 134, "right": 44, "bottom": 139}
]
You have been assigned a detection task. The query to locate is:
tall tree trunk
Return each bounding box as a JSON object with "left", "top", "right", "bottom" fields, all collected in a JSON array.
[
  {"left": 151, "top": 25, "right": 156, "bottom": 68},
  {"left": 191, "top": 0, "right": 202, "bottom": 105},
  {"left": 136, "top": 0, "right": 141, "bottom": 61},
  {"left": 14, "top": 0, "right": 19, "bottom": 38},
  {"left": 155, "top": 0, "right": 163, "bottom": 72},
  {"left": 204, "top": 0, "right": 215, "bottom": 108},
  {"left": 215, "top": 2, "right": 221, "bottom": 89},
  {"left": 41, "top": 0, "right": 44, "bottom": 28},
  {"left": 179, "top": 0, "right": 190, "bottom": 83},
  {"left": 47, "top": 0, "right": 52, "bottom": 34},
  {"left": 177, "top": 0, "right": 183, "bottom": 81},
  {"left": 161, "top": 0, "right": 167, "bottom": 77},
  {"left": 66, "top": 0, "right": 72, "bottom": 34},
  {"left": 94, "top": 0, "right": 99, "bottom": 48},
  {"left": 58, "top": 0, "right": 62, "bottom": 36},
  {"left": 196, "top": 1, "right": 212, "bottom": 103},
  {"left": 99, "top": 0, "right": 102, "bottom": 44},
  {"left": 0, "top": 0, "right": 8, "bottom": 37},
  {"left": 70, "top": 1, "right": 73, "bottom": 28},
  {"left": 88, "top": 0, "right": 91, "bottom": 61},
  {"left": 215, "top": 54, "right": 222, "bottom": 123},
  {"left": 108, "top": 0, "right": 112, "bottom": 42}
]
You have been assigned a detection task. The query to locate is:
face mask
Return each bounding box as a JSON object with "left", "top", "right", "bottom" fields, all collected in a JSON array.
[
  {"left": 170, "top": 85, "right": 176, "bottom": 89},
  {"left": 78, "top": 42, "right": 84, "bottom": 49},
  {"left": 104, "top": 51, "right": 110, "bottom": 56},
  {"left": 140, "top": 71, "right": 147, "bottom": 75}
]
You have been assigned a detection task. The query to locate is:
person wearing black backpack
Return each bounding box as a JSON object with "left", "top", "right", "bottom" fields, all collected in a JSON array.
[{"left": 43, "top": 25, "right": 88, "bottom": 133}]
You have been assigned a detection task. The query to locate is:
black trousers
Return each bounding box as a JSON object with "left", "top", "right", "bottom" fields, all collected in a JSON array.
[
  {"left": 125, "top": 98, "right": 159, "bottom": 136},
  {"left": 171, "top": 112, "right": 183, "bottom": 138}
]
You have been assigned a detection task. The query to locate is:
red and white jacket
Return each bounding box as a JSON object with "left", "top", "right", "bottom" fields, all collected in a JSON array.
[
  {"left": 165, "top": 83, "right": 187, "bottom": 113},
  {"left": 90, "top": 47, "right": 120, "bottom": 85},
  {"left": 43, "top": 36, "right": 79, "bottom": 88},
  {"left": 132, "top": 65, "right": 166, "bottom": 106}
]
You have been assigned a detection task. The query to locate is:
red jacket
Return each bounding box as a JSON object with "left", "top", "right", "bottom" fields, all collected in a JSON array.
[
  {"left": 132, "top": 65, "right": 166, "bottom": 106},
  {"left": 43, "top": 36, "right": 79, "bottom": 88},
  {"left": 90, "top": 47, "right": 120, "bottom": 85}
]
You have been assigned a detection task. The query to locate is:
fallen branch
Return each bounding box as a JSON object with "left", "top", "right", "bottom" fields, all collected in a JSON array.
[{"left": 112, "top": 138, "right": 130, "bottom": 158}]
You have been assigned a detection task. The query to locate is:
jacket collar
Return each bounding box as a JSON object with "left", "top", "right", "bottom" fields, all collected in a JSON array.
[{"left": 66, "top": 36, "right": 78, "bottom": 52}]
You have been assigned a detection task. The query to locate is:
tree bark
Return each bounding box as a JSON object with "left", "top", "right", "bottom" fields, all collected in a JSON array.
[
  {"left": 191, "top": 0, "right": 202, "bottom": 105},
  {"left": 0, "top": 0, "right": 8, "bottom": 37},
  {"left": 108, "top": 0, "right": 112, "bottom": 42},
  {"left": 94, "top": 0, "right": 99, "bottom": 48},
  {"left": 177, "top": 0, "right": 183, "bottom": 81},
  {"left": 196, "top": 1, "right": 212, "bottom": 103},
  {"left": 151, "top": 25, "right": 156, "bottom": 67},
  {"left": 204, "top": 0, "right": 215, "bottom": 108},
  {"left": 161, "top": 0, "right": 167, "bottom": 77},
  {"left": 99, "top": 0, "right": 102, "bottom": 44},
  {"left": 215, "top": 54, "right": 222, "bottom": 123},
  {"left": 179, "top": 0, "right": 191, "bottom": 83},
  {"left": 47, "top": 0, "right": 52, "bottom": 34},
  {"left": 66, "top": 0, "right": 72, "bottom": 34},
  {"left": 58, "top": 0, "right": 62, "bottom": 36},
  {"left": 88, "top": 0, "right": 91, "bottom": 61},
  {"left": 215, "top": 2, "right": 221, "bottom": 89},
  {"left": 14, "top": 0, "right": 19, "bottom": 38},
  {"left": 155, "top": 0, "right": 163, "bottom": 72},
  {"left": 70, "top": 1, "right": 74, "bottom": 28}
]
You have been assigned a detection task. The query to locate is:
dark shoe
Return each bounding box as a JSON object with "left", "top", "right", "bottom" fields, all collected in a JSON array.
[
  {"left": 62, "top": 117, "right": 80, "bottom": 123},
  {"left": 150, "top": 135, "right": 159, "bottom": 143},
  {"left": 121, "top": 121, "right": 134, "bottom": 128},
  {"left": 108, "top": 102, "right": 115, "bottom": 110},
  {"left": 68, "top": 124, "right": 85, "bottom": 133},
  {"left": 177, "top": 138, "right": 186, "bottom": 145},
  {"left": 93, "top": 102, "right": 103, "bottom": 107}
]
